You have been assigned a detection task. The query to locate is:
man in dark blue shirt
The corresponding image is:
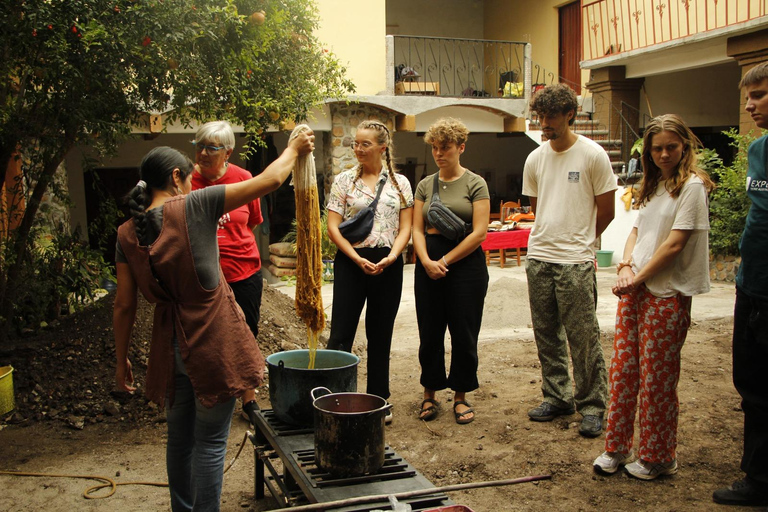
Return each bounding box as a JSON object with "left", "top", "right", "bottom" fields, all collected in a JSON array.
[{"left": 713, "top": 61, "right": 768, "bottom": 508}]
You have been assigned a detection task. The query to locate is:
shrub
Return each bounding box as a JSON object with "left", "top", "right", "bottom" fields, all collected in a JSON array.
[
  {"left": 281, "top": 209, "right": 337, "bottom": 260},
  {"left": 708, "top": 129, "right": 760, "bottom": 256}
]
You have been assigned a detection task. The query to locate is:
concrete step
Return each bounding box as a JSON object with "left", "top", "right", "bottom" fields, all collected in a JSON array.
[
  {"left": 529, "top": 112, "right": 592, "bottom": 123},
  {"left": 594, "top": 139, "right": 623, "bottom": 148},
  {"left": 528, "top": 120, "right": 599, "bottom": 131},
  {"left": 575, "top": 129, "right": 609, "bottom": 137}
]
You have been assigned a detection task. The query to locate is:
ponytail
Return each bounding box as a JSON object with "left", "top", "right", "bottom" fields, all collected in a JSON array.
[{"left": 127, "top": 147, "right": 193, "bottom": 244}]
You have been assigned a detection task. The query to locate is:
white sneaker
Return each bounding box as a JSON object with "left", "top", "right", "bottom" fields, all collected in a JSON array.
[
  {"left": 593, "top": 451, "right": 630, "bottom": 475},
  {"left": 625, "top": 459, "right": 678, "bottom": 480}
]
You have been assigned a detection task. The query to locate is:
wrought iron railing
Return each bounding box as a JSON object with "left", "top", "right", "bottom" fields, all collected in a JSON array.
[
  {"left": 583, "top": 0, "right": 768, "bottom": 60},
  {"left": 390, "top": 36, "right": 530, "bottom": 98},
  {"left": 526, "top": 62, "right": 650, "bottom": 183}
]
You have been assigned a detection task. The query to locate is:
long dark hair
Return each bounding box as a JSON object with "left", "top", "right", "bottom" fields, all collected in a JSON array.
[
  {"left": 637, "top": 114, "right": 714, "bottom": 206},
  {"left": 126, "top": 146, "right": 193, "bottom": 244}
]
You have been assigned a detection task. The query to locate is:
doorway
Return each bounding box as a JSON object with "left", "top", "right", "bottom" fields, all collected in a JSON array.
[{"left": 558, "top": 1, "right": 582, "bottom": 94}]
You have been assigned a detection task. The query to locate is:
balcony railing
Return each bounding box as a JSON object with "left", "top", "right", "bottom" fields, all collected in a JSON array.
[
  {"left": 583, "top": 0, "right": 768, "bottom": 60},
  {"left": 389, "top": 36, "right": 530, "bottom": 99}
]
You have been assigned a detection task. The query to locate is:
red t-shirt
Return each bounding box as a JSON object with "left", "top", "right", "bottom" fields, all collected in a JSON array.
[{"left": 191, "top": 164, "right": 263, "bottom": 282}]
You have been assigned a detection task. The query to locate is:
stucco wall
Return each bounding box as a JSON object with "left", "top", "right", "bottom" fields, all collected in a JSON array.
[
  {"left": 484, "top": 0, "right": 589, "bottom": 90},
  {"left": 394, "top": 130, "right": 538, "bottom": 206},
  {"left": 385, "top": 0, "right": 484, "bottom": 38},
  {"left": 315, "top": 0, "right": 386, "bottom": 95},
  {"left": 640, "top": 61, "right": 741, "bottom": 128}
]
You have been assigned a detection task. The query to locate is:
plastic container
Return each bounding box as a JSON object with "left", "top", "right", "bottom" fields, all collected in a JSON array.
[
  {"left": 595, "top": 250, "right": 614, "bottom": 268},
  {"left": 0, "top": 365, "right": 15, "bottom": 416}
]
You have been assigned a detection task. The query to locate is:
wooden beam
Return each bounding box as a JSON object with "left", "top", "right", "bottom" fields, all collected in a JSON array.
[
  {"left": 503, "top": 116, "right": 526, "bottom": 133},
  {"left": 395, "top": 114, "right": 416, "bottom": 132},
  {"left": 149, "top": 114, "right": 163, "bottom": 133}
]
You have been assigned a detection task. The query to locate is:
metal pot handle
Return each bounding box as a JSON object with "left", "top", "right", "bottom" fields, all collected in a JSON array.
[
  {"left": 278, "top": 360, "right": 285, "bottom": 369},
  {"left": 310, "top": 386, "right": 332, "bottom": 401},
  {"left": 364, "top": 401, "right": 393, "bottom": 417}
]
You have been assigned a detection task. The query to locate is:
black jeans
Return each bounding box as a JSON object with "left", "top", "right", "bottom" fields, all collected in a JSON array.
[
  {"left": 229, "top": 270, "right": 263, "bottom": 339},
  {"left": 414, "top": 235, "right": 488, "bottom": 393},
  {"left": 327, "top": 247, "right": 403, "bottom": 399},
  {"left": 733, "top": 286, "right": 768, "bottom": 485}
]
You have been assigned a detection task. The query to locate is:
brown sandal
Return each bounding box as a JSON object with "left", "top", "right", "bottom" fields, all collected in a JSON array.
[
  {"left": 418, "top": 398, "right": 439, "bottom": 421},
  {"left": 453, "top": 400, "right": 475, "bottom": 424}
]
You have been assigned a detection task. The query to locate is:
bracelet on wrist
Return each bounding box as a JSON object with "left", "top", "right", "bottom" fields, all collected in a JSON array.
[
  {"left": 442, "top": 256, "right": 449, "bottom": 266},
  {"left": 616, "top": 259, "right": 632, "bottom": 274}
]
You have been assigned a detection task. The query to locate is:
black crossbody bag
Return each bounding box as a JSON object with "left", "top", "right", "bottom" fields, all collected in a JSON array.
[
  {"left": 427, "top": 173, "right": 472, "bottom": 241},
  {"left": 338, "top": 179, "right": 385, "bottom": 244}
]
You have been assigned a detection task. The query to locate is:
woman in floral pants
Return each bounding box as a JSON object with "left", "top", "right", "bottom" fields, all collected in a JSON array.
[{"left": 592, "top": 114, "right": 714, "bottom": 480}]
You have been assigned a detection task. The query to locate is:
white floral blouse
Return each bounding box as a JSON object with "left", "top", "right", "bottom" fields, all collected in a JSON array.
[{"left": 327, "top": 167, "right": 414, "bottom": 248}]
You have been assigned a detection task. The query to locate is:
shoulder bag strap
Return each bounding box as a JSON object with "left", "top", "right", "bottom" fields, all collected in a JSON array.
[
  {"left": 431, "top": 173, "right": 441, "bottom": 203},
  {"left": 367, "top": 175, "right": 386, "bottom": 211}
]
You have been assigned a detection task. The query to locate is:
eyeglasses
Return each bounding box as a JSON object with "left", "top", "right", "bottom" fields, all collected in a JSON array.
[
  {"left": 351, "top": 141, "right": 376, "bottom": 150},
  {"left": 192, "top": 142, "right": 226, "bottom": 154}
]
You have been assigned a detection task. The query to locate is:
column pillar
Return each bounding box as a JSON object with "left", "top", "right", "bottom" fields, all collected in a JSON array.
[
  {"left": 585, "top": 66, "right": 644, "bottom": 141},
  {"left": 727, "top": 28, "right": 768, "bottom": 135}
]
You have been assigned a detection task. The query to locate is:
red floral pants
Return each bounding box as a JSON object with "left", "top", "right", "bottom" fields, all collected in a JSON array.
[{"left": 604, "top": 285, "right": 691, "bottom": 463}]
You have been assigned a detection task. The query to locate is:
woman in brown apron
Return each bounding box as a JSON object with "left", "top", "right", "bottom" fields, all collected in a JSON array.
[{"left": 113, "top": 133, "right": 313, "bottom": 512}]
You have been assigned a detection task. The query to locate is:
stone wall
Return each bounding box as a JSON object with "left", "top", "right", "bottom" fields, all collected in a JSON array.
[
  {"left": 710, "top": 253, "right": 741, "bottom": 283},
  {"left": 324, "top": 104, "right": 394, "bottom": 196}
]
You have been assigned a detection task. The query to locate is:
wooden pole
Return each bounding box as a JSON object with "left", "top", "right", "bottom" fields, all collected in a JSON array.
[{"left": 263, "top": 473, "right": 552, "bottom": 512}]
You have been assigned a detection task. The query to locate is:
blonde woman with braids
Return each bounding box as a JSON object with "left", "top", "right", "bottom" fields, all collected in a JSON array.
[
  {"left": 113, "top": 133, "right": 314, "bottom": 511},
  {"left": 413, "top": 118, "right": 489, "bottom": 425},
  {"left": 326, "top": 120, "right": 414, "bottom": 422},
  {"left": 593, "top": 114, "right": 714, "bottom": 480}
]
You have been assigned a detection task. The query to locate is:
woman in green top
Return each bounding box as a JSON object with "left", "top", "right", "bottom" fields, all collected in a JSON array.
[{"left": 412, "top": 118, "right": 490, "bottom": 424}]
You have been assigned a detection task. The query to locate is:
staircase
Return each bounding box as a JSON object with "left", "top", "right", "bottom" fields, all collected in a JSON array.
[{"left": 527, "top": 111, "right": 626, "bottom": 173}]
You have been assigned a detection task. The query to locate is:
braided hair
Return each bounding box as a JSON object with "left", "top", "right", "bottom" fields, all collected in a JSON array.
[
  {"left": 127, "top": 146, "right": 194, "bottom": 245},
  {"left": 354, "top": 120, "right": 405, "bottom": 204}
]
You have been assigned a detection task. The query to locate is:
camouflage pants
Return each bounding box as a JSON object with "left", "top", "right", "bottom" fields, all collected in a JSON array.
[{"left": 526, "top": 259, "right": 607, "bottom": 416}]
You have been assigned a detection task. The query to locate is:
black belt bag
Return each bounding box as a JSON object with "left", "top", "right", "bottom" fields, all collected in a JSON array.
[
  {"left": 427, "top": 173, "right": 471, "bottom": 241},
  {"left": 338, "top": 179, "right": 384, "bottom": 244}
]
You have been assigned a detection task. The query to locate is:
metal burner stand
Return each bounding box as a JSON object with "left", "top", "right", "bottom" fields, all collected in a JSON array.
[{"left": 249, "top": 409, "right": 452, "bottom": 511}]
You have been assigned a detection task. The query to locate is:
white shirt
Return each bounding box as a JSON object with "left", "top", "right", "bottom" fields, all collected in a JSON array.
[
  {"left": 523, "top": 135, "right": 617, "bottom": 263},
  {"left": 631, "top": 176, "right": 710, "bottom": 297}
]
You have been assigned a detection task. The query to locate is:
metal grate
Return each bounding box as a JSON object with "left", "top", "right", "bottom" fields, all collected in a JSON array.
[{"left": 251, "top": 409, "right": 452, "bottom": 510}]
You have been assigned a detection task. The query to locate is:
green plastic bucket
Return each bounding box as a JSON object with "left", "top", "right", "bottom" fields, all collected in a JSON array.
[
  {"left": 596, "top": 250, "right": 614, "bottom": 268},
  {"left": 0, "top": 365, "right": 15, "bottom": 416}
]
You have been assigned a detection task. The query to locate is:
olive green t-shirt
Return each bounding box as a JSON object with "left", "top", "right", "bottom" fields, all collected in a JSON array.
[{"left": 415, "top": 170, "right": 489, "bottom": 230}]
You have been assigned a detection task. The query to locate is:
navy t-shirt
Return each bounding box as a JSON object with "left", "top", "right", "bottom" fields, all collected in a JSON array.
[{"left": 736, "top": 134, "right": 768, "bottom": 300}]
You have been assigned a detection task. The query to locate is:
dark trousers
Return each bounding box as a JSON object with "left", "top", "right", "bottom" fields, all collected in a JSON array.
[
  {"left": 733, "top": 287, "right": 768, "bottom": 485},
  {"left": 327, "top": 247, "right": 403, "bottom": 399},
  {"left": 414, "top": 235, "right": 488, "bottom": 393},
  {"left": 229, "top": 270, "right": 263, "bottom": 339}
]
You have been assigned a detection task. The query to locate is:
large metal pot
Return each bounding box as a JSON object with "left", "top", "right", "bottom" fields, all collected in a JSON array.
[
  {"left": 266, "top": 349, "right": 359, "bottom": 426},
  {"left": 311, "top": 387, "right": 391, "bottom": 477}
]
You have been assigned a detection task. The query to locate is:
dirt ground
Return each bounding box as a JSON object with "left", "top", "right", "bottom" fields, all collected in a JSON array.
[{"left": 0, "top": 264, "right": 751, "bottom": 512}]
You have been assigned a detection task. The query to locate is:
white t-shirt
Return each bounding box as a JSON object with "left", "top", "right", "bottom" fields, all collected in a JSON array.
[
  {"left": 631, "top": 176, "right": 710, "bottom": 297},
  {"left": 523, "top": 135, "right": 617, "bottom": 264}
]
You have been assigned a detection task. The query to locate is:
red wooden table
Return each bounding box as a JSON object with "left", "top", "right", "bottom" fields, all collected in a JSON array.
[{"left": 481, "top": 229, "right": 531, "bottom": 268}]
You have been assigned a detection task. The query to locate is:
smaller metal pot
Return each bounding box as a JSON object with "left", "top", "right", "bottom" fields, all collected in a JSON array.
[{"left": 311, "top": 387, "right": 391, "bottom": 477}]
